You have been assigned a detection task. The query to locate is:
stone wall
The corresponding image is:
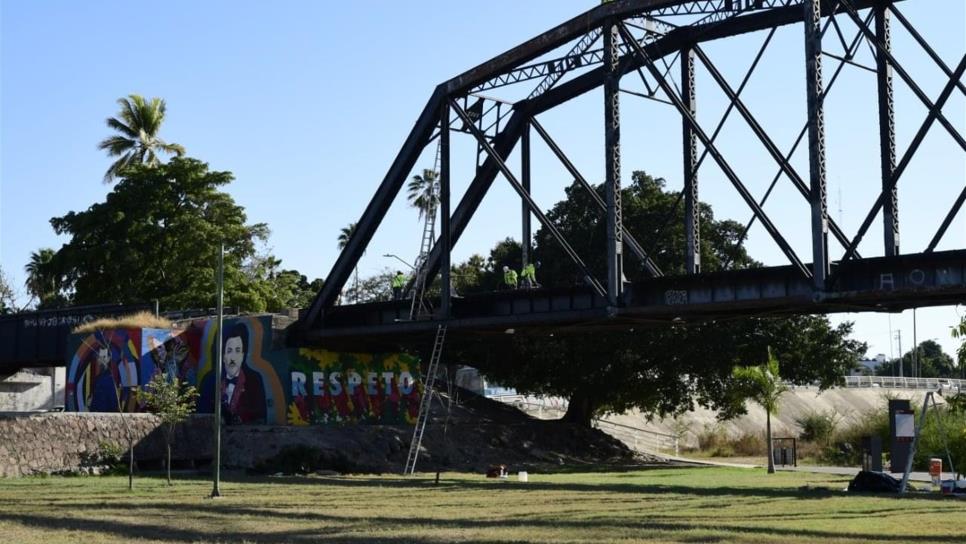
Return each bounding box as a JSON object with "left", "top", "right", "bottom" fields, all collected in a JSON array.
[{"left": 0, "top": 412, "right": 213, "bottom": 477}]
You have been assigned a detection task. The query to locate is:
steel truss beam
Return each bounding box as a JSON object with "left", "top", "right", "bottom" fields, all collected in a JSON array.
[
  {"left": 529, "top": 118, "right": 663, "bottom": 277},
  {"left": 837, "top": 0, "right": 966, "bottom": 264},
  {"left": 300, "top": 0, "right": 902, "bottom": 332},
  {"left": 681, "top": 47, "right": 700, "bottom": 274},
  {"left": 604, "top": 20, "right": 625, "bottom": 306},
  {"left": 804, "top": 0, "right": 829, "bottom": 289},
  {"left": 875, "top": 1, "right": 899, "bottom": 256},
  {"left": 617, "top": 22, "right": 810, "bottom": 278},
  {"left": 450, "top": 99, "right": 607, "bottom": 297}
]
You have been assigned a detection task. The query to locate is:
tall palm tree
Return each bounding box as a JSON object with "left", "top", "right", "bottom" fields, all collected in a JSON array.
[
  {"left": 337, "top": 222, "right": 357, "bottom": 250},
  {"left": 337, "top": 222, "right": 361, "bottom": 302},
  {"left": 407, "top": 169, "right": 439, "bottom": 220},
  {"left": 732, "top": 349, "right": 788, "bottom": 474},
  {"left": 97, "top": 94, "right": 185, "bottom": 183},
  {"left": 24, "top": 248, "right": 60, "bottom": 308}
]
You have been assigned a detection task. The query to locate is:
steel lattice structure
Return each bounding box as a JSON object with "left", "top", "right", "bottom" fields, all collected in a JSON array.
[{"left": 295, "top": 0, "right": 966, "bottom": 346}]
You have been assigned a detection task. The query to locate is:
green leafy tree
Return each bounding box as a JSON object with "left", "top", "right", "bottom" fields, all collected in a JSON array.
[
  {"left": 0, "top": 267, "right": 16, "bottom": 314},
  {"left": 534, "top": 172, "right": 757, "bottom": 288},
  {"left": 732, "top": 350, "right": 789, "bottom": 474},
  {"left": 24, "top": 248, "right": 67, "bottom": 309},
  {"left": 451, "top": 170, "right": 864, "bottom": 427},
  {"left": 344, "top": 269, "right": 394, "bottom": 304},
  {"left": 97, "top": 95, "right": 186, "bottom": 183},
  {"left": 876, "top": 340, "right": 957, "bottom": 378},
  {"left": 137, "top": 373, "right": 198, "bottom": 485},
  {"left": 407, "top": 169, "right": 439, "bottom": 220},
  {"left": 50, "top": 157, "right": 277, "bottom": 311}
]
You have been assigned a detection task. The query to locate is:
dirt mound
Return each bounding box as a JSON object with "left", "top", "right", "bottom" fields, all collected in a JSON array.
[{"left": 246, "top": 390, "right": 666, "bottom": 475}]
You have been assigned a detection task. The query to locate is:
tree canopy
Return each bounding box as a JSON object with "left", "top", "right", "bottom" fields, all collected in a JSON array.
[
  {"left": 876, "top": 339, "right": 959, "bottom": 378},
  {"left": 48, "top": 157, "right": 318, "bottom": 312},
  {"left": 448, "top": 170, "right": 865, "bottom": 425}
]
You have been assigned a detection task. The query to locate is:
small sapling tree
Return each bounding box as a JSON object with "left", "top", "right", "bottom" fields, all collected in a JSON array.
[
  {"left": 733, "top": 349, "right": 788, "bottom": 474},
  {"left": 138, "top": 373, "right": 198, "bottom": 484}
]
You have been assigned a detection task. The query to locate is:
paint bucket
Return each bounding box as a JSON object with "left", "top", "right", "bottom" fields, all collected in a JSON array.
[
  {"left": 929, "top": 458, "right": 942, "bottom": 486},
  {"left": 518, "top": 471, "right": 528, "bottom": 482}
]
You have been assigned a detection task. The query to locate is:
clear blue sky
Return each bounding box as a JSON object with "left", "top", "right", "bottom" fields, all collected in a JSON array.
[{"left": 1, "top": 0, "right": 964, "bottom": 362}]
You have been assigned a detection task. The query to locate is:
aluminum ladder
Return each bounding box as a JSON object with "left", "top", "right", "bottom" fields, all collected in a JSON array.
[
  {"left": 403, "top": 324, "right": 447, "bottom": 475},
  {"left": 408, "top": 145, "right": 441, "bottom": 320}
]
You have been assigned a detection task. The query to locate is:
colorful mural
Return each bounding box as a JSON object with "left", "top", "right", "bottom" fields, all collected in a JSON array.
[
  {"left": 65, "top": 315, "right": 422, "bottom": 426},
  {"left": 66, "top": 329, "right": 142, "bottom": 412}
]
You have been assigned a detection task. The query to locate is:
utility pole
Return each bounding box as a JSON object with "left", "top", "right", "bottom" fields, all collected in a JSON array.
[
  {"left": 211, "top": 243, "right": 224, "bottom": 498},
  {"left": 912, "top": 308, "right": 918, "bottom": 378},
  {"left": 895, "top": 329, "right": 903, "bottom": 378}
]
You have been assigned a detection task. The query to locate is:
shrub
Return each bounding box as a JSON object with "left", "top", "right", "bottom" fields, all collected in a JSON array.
[{"left": 795, "top": 410, "right": 839, "bottom": 445}]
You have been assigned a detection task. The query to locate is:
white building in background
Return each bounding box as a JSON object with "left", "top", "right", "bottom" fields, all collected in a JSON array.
[
  {"left": 0, "top": 368, "right": 65, "bottom": 411},
  {"left": 851, "top": 354, "right": 888, "bottom": 376}
]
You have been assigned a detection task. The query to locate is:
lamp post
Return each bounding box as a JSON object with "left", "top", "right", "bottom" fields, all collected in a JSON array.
[
  {"left": 383, "top": 254, "right": 415, "bottom": 270},
  {"left": 211, "top": 243, "right": 223, "bottom": 498}
]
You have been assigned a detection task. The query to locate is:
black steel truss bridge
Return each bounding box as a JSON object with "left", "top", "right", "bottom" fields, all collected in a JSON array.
[{"left": 295, "top": 0, "right": 966, "bottom": 347}]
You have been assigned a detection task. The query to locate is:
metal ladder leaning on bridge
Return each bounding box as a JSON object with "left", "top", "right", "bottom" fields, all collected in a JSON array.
[
  {"left": 408, "top": 142, "right": 442, "bottom": 321},
  {"left": 403, "top": 323, "right": 447, "bottom": 475}
]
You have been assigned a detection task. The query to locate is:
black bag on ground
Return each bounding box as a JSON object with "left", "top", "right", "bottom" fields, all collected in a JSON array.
[{"left": 847, "top": 470, "right": 902, "bottom": 493}]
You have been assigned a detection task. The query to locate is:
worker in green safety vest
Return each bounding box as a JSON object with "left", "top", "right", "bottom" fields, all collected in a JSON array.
[
  {"left": 391, "top": 271, "right": 407, "bottom": 300},
  {"left": 520, "top": 262, "right": 538, "bottom": 289},
  {"left": 502, "top": 266, "right": 518, "bottom": 290}
]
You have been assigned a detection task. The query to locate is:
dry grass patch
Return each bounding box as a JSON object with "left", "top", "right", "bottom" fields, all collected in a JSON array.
[{"left": 73, "top": 311, "right": 172, "bottom": 334}]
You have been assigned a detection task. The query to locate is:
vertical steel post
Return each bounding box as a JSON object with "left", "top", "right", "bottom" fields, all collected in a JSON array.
[
  {"left": 804, "top": 0, "right": 829, "bottom": 289},
  {"left": 211, "top": 243, "right": 223, "bottom": 498},
  {"left": 875, "top": 2, "right": 899, "bottom": 256},
  {"left": 440, "top": 103, "right": 452, "bottom": 318},
  {"left": 521, "top": 120, "right": 532, "bottom": 268},
  {"left": 682, "top": 47, "right": 700, "bottom": 274},
  {"left": 603, "top": 20, "right": 623, "bottom": 305}
]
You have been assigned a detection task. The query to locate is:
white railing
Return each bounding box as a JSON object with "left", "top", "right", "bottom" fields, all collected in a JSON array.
[{"left": 842, "top": 375, "right": 966, "bottom": 391}]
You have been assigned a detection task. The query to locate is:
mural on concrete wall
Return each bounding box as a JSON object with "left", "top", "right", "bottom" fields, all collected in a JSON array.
[
  {"left": 66, "top": 329, "right": 142, "bottom": 412},
  {"left": 65, "top": 315, "right": 422, "bottom": 426},
  {"left": 287, "top": 349, "right": 421, "bottom": 425}
]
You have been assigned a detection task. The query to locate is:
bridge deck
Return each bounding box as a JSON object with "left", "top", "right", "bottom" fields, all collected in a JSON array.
[{"left": 298, "top": 250, "right": 966, "bottom": 347}]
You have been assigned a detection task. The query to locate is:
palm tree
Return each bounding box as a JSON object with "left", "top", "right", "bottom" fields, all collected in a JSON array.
[
  {"left": 407, "top": 169, "right": 439, "bottom": 220},
  {"left": 337, "top": 223, "right": 357, "bottom": 250},
  {"left": 24, "top": 248, "right": 60, "bottom": 308},
  {"left": 97, "top": 94, "right": 186, "bottom": 183},
  {"left": 337, "top": 222, "right": 361, "bottom": 302},
  {"left": 732, "top": 349, "right": 788, "bottom": 474}
]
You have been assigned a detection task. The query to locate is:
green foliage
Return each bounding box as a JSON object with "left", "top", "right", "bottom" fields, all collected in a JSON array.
[
  {"left": 344, "top": 269, "right": 394, "bottom": 304},
  {"left": 48, "top": 157, "right": 318, "bottom": 312},
  {"left": 137, "top": 374, "right": 198, "bottom": 429},
  {"left": 795, "top": 410, "right": 840, "bottom": 445},
  {"left": 24, "top": 248, "right": 68, "bottom": 309},
  {"left": 0, "top": 267, "right": 15, "bottom": 314},
  {"left": 875, "top": 339, "right": 958, "bottom": 378},
  {"left": 407, "top": 169, "right": 439, "bottom": 220},
  {"left": 97, "top": 94, "right": 185, "bottom": 183},
  {"left": 692, "top": 425, "right": 765, "bottom": 457},
  {"left": 732, "top": 350, "right": 788, "bottom": 417},
  {"left": 533, "top": 172, "right": 757, "bottom": 288}
]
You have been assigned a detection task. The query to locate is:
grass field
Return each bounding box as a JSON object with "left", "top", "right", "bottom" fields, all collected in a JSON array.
[{"left": 0, "top": 467, "right": 963, "bottom": 543}]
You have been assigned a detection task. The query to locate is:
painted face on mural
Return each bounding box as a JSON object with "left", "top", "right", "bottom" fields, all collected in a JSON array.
[
  {"left": 96, "top": 347, "right": 110, "bottom": 370},
  {"left": 224, "top": 335, "right": 245, "bottom": 379}
]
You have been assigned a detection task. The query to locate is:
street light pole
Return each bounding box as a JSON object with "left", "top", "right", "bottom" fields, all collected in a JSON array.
[
  {"left": 211, "top": 243, "right": 224, "bottom": 498},
  {"left": 383, "top": 254, "right": 415, "bottom": 270}
]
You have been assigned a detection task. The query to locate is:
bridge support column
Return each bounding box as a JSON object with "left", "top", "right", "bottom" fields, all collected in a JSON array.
[
  {"left": 440, "top": 101, "right": 452, "bottom": 318},
  {"left": 604, "top": 20, "right": 624, "bottom": 306},
  {"left": 804, "top": 0, "right": 829, "bottom": 289},
  {"left": 521, "top": 120, "right": 531, "bottom": 268},
  {"left": 682, "top": 47, "right": 700, "bottom": 275},
  {"left": 875, "top": 1, "right": 899, "bottom": 257}
]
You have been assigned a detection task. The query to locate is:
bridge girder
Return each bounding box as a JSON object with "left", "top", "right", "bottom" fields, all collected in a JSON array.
[{"left": 298, "top": 0, "right": 965, "bottom": 344}]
